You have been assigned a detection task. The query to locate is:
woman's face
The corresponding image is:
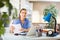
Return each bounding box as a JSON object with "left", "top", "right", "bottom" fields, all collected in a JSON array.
[{"left": 20, "top": 10, "right": 26, "bottom": 19}]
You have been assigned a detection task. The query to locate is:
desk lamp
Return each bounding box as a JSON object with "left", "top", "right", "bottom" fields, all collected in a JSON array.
[{"left": 43, "top": 12, "right": 58, "bottom": 36}]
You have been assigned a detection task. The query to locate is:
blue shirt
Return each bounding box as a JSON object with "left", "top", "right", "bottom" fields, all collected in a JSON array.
[{"left": 12, "top": 18, "right": 30, "bottom": 29}]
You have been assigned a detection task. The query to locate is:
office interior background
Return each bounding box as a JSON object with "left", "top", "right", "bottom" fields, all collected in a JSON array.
[{"left": 0, "top": 0, "right": 60, "bottom": 40}]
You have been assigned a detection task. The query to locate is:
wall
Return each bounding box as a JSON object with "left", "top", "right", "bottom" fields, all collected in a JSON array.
[{"left": 32, "top": 2, "right": 60, "bottom": 24}]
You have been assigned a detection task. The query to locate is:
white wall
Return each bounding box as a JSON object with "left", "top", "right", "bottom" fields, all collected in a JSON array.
[
  {"left": 10, "top": 0, "right": 19, "bottom": 14},
  {"left": 21, "top": 0, "right": 33, "bottom": 14},
  {"left": 10, "top": 0, "right": 19, "bottom": 10},
  {"left": 28, "top": 0, "right": 60, "bottom": 2}
]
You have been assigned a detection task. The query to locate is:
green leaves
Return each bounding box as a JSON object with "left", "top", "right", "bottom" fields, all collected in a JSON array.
[
  {"left": 0, "top": 26, "right": 5, "bottom": 36},
  {"left": 0, "top": 20, "right": 3, "bottom": 26},
  {"left": 0, "top": 20, "right": 5, "bottom": 36},
  {"left": 44, "top": 4, "right": 57, "bottom": 18},
  {"left": 0, "top": 0, "right": 13, "bottom": 36},
  {"left": 1, "top": 0, "right": 9, "bottom": 2},
  {"left": 0, "top": 1, "right": 4, "bottom": 8},
  {"left": 0, "top": 0, "right": 13, "bottom": 16},
  {"left": 0, "top": 0, "right": 10, "bottom": 8},
  {"left": 2, "top": 12, "right": 8, "bottom": 18},
  {"left": 43, "top": 4, "right": 58, "bottom": 29}
]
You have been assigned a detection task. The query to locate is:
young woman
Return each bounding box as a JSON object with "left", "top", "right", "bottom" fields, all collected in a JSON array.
[{"left": 10, "top": 8, "right": 30, "bottom": 33}]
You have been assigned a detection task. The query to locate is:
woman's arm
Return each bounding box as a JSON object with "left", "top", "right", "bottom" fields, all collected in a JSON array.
[{"left": 19, "top": 28, "right": 30, "bottom": 32}]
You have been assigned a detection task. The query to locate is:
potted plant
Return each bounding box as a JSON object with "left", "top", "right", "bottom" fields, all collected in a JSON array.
[
  {"left": 2, "top": 12, "right": 9, "bottom": 27},
  {"left": 0, "top": 0, "right": 13, "bottom": 40},
  {"left": 0, "top": 13, "right": 5, "bottom": 40},
  {"left": 43, "top": 4, "right": 58, "bottom": 29}
]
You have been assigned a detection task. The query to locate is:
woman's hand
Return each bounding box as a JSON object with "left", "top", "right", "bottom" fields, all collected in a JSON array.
[{"left": 19, "top": 28, "right": 30, "bottom": 32}]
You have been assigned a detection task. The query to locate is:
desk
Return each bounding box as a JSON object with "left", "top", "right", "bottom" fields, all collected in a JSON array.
[
  {"left": 1, "top": 33, "right": 60, "bottom": 40},
  {"left": 1, "top": 27, "right": 60, "bottom": 40}
]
